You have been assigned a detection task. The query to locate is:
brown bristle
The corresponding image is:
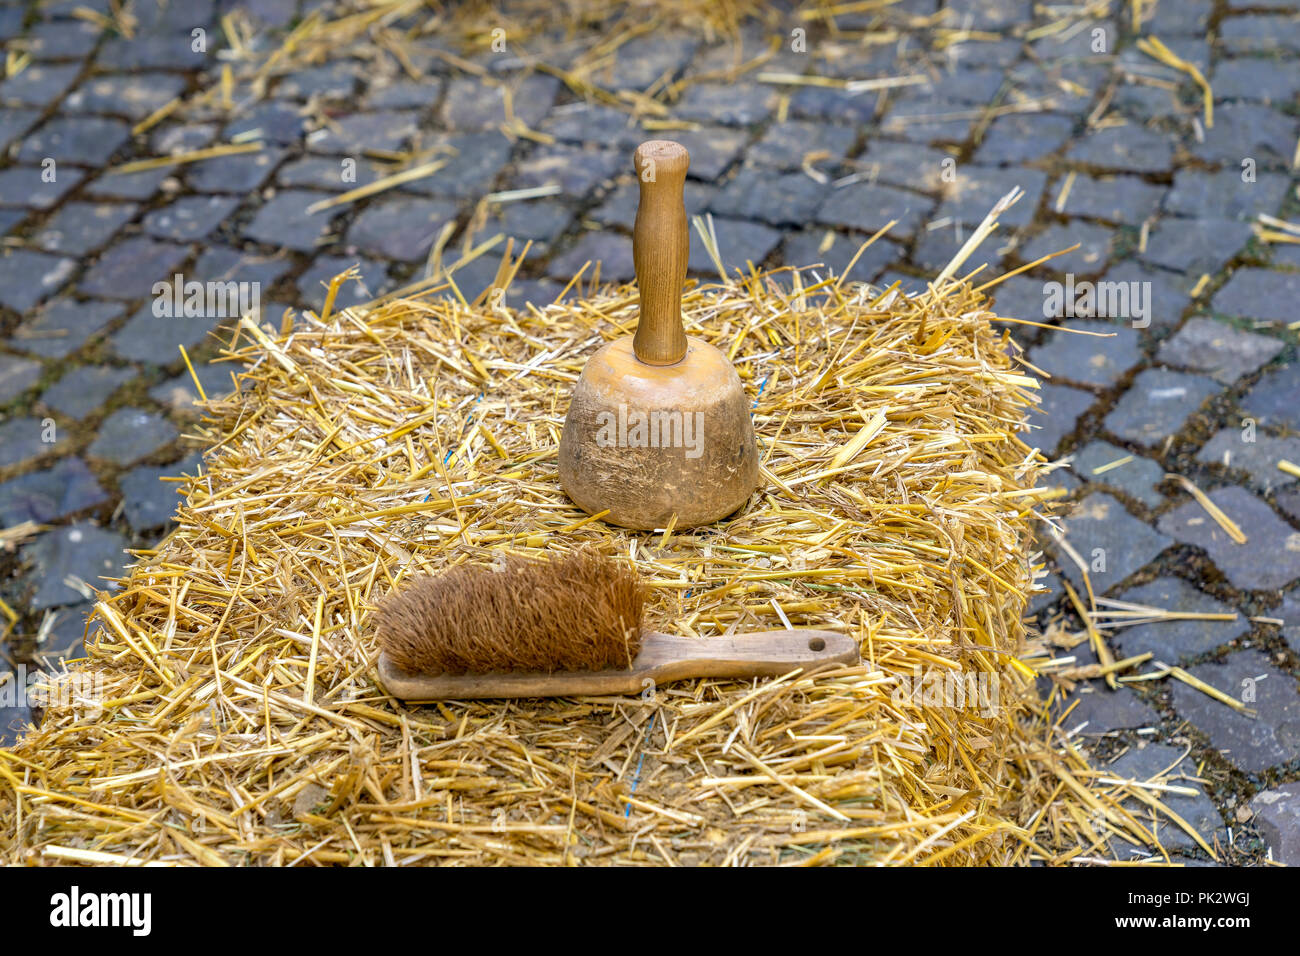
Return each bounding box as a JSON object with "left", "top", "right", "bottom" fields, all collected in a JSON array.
[{"left": 375, "top": 548, "right": 644, "bottom": 675}]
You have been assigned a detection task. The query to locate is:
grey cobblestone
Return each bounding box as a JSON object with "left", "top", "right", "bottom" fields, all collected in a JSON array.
[
  {"left": 0, "top": 209, "right": 26, "bottom": 236},
  {"left": 1144, "top": 0, "right": 1212, "bottom": 34},
  {"left": 548, "top": 232, "right": 633, "bottom": 282},
  {"left": 143, "top": 195, "right": 241, "bottom": 242},
  {"left": 1251, "top": 783, "right": 1300, "bottom": 866},
  {"left": 1197, "top": 431, "right": 1300, "bottom": 493},
  {"left": 1141, "top": 219, "right": 1254, "bottom": 276},
  {"left": 1219, "top": 15, "right": 1300, "bottom": 54},
  {"left": 856, "top": 141, "right": 953, "bottom": 194},
  {"left": 223, "top": 100, "right": 308, "bottom": 145},
  {"left": 1212, "top": 269, "right": 1300, "bottom": 325},
  {"left": 85, "top": 408, "right": 178, "bottom": 466},
  {"left": 23, "top": 19, "right": 100, "bottom": 59},
  {"left": 245, "top": 190, "right": 334, "bottom": 252},
  {"left": 509, "top": 144, "right": 621, "bottom": 197},
  {"left": 1066, "top": 126, "right": 1175, "bottom": 173},
  {"left": 1028, "top": 383, "right": 1096, "bottom": 455},
  {"left": 596, "top": 32, "right": 697, "bottom": 91},
  {"left": 972, "top": 114, "right": 1075, "bottom": 165},
  {"left": 84, "top": 167, "right": 170, "bottom": 200},
  {"left": 780, "top": 230, "right": 899, "bottom": 285},
  {"left": 0, "top": 417, "right": 67, "bottom": 469},
  {"left": 1191, "top": 104, "right": 1300, "bottom": 169},
  {"left": 788, "top": 86, "right": 879, "bottom": 126},
  {"left": 1102, "top": 743, "right": 1227, "bottom": 858},
  {"left": 816, "top": 182, "right": 932, "bottom": 241},
  {"left": 119, "top": 453, "right": 204, "bottom": 532},
  {"left": 0, "top": 108, "right": 41, "bottom": 152},
  {"left": 365, "top": 79, "right": 444, "bottom": 112},
  {"left": 307, "top": 110, "right": 420, "bottom": 156},
  {"left": 297, "top": 256, "right": 392, "bottom": 311},
  {"left": 277, "top": 155, "right": 381, "bottom": 192},
  {"left": 936, "top": 166, "right": 1047, "bottom": 230},
  {"left": 39, "top": 365, "right": 134, "bottom": 419},
  {"left": 17, "top": 115, "right": 130, "bottom": 165},
  {"left": 1211, "top": 58, "right": 1300, "bottom": 103},
  {"left": 1242, "top": 365, "right": 1300, "bottom": 432},
  {"left": 1106, "top": 84, "right": 1182, "bottom": 125},
  {"left": 402, "top": 132, "right": 511, "bottom": 197},
  {"left": 0, "top": 457, "right": 108, "bottom": 525},
  {"left": 275, "top": 61, "right": 359, "bottom": 101},
  {"left": 22, "top": 521, "right": 129, "bottom": 611},
  {"left": 185, "top": 147, "right": 285, "bottom": 193},
  {"left": 0, "top": 355, "right": 43, "bottom": 404},
  {"left": 710, "top": 167, "right": 828, "bottom": 227},
  {"left": 12, "top": 298, "right": 124, "bottom": 359},
  {"left": 1103, "top": 369, "right": 1221, "bottom": 447},
  {"left": 0, "top": 165, "right": 85, "bottom": 210},
  {"left": 79, "top": 237, "right": 189, "bottom": 300},
  {"left": 109, "top": 304, "right": 221, "bottom": 366},
  {"left": 192, "top": 246, "right": 291, "bottom": 289},
  {"left": 1158, "top": 486, "right": 1300, "bottom": 591},
  {"left": 748, "top": 121, "right": 856, "bottom": 170},
  {"left": 0, "top": 249, "right": 76, "bottom": 312},
  {"left": 540, "top": 103, "right": 647, "bottom": 151},
  {"left": 1058, "top": 686, "right": 1161, "bottom": 735},
  {"left": 483, "top": 199, "right": 574, "bottom": 255},
  {"left": 1164, "top": 170, "right": 1290, "bottom": 222},
  {"left": 675, "top": 83, "right": 775, "bottom": 126},
  {"left": 1156, "top": 317, "right": 1285, "bottom": 385},
  {"left": 1099, "top": 262, "right": 1190, "bottom": 330},
  {"left": 991, "top": 276, "right": 1052, "bottom": 323},
  {"left": 1070, "top": 441, "right": 1167, "bottom": 508},
  {"left": 1170, "top": 650, "right": 1300, "bottom": 774},
  {"left": 1112, "top": 577, "right": 1249, "bottom": 662},
  {"left": 1060, "top": 175, "right": 1166, "bottom": 226},
  {"left": 64, "top": 73, "right": 186, "bottom": 119},
  {"left": 1030, "top": 320, "right": 1142, "bottom": 388},
  {"left": 346, "top": 197, "right": 461, "bottom": 263},
  {"left": 1019, "top": 221, "right": 1114, "bottom": 275},
  {"left": 0, "top": 62, "right": 81, "bottom": 107},
  {"left": 1054, "top": 492, "right": 1173, "bottom": 593},
  {"left": 689, "top": 216, "right": 781, "bottom": 275},
  {"left": 150, "top": 361, "right": 241, "bottom": 415},
  {"left": 147, "top": 123, "right": 217, "bottom": 158},
  {"left": 33, "top": 201, "right": 138, "bottom": 256}
]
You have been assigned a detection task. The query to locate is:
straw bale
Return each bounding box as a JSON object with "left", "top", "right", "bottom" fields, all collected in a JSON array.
[{"left": 0, "top": 257, "right": 1190, "bottom": 865}]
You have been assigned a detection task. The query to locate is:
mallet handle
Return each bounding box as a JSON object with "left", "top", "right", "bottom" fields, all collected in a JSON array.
[{"left": 632, "top": 141, "right": 690, "bottom": 366}]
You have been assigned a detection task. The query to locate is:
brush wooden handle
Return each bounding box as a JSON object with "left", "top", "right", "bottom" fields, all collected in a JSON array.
[
  {"left": 632, "top": 141, "right": 690, "bottom": 367},
  {"left": 377, "top": 629, "right": 857, "bottom": 701}
]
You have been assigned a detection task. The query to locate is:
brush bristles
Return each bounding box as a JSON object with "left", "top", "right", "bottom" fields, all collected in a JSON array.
[{"left": 375, "top": 548, "right": 645, "bottom": 675}]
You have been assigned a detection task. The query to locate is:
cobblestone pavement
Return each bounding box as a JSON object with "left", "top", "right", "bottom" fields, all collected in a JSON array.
[{"left": 1, "top": 0, "right": 1299, "bottom": 864}]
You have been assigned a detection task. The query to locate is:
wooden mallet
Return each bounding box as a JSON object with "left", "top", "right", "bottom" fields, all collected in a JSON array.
[{"left": 558, "top": 141, "right": 759, "bottom": 530}]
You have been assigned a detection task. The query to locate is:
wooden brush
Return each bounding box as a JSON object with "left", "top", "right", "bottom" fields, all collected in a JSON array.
[{"left": 374, "top": 549, "right": 857, "bottom": 700}]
